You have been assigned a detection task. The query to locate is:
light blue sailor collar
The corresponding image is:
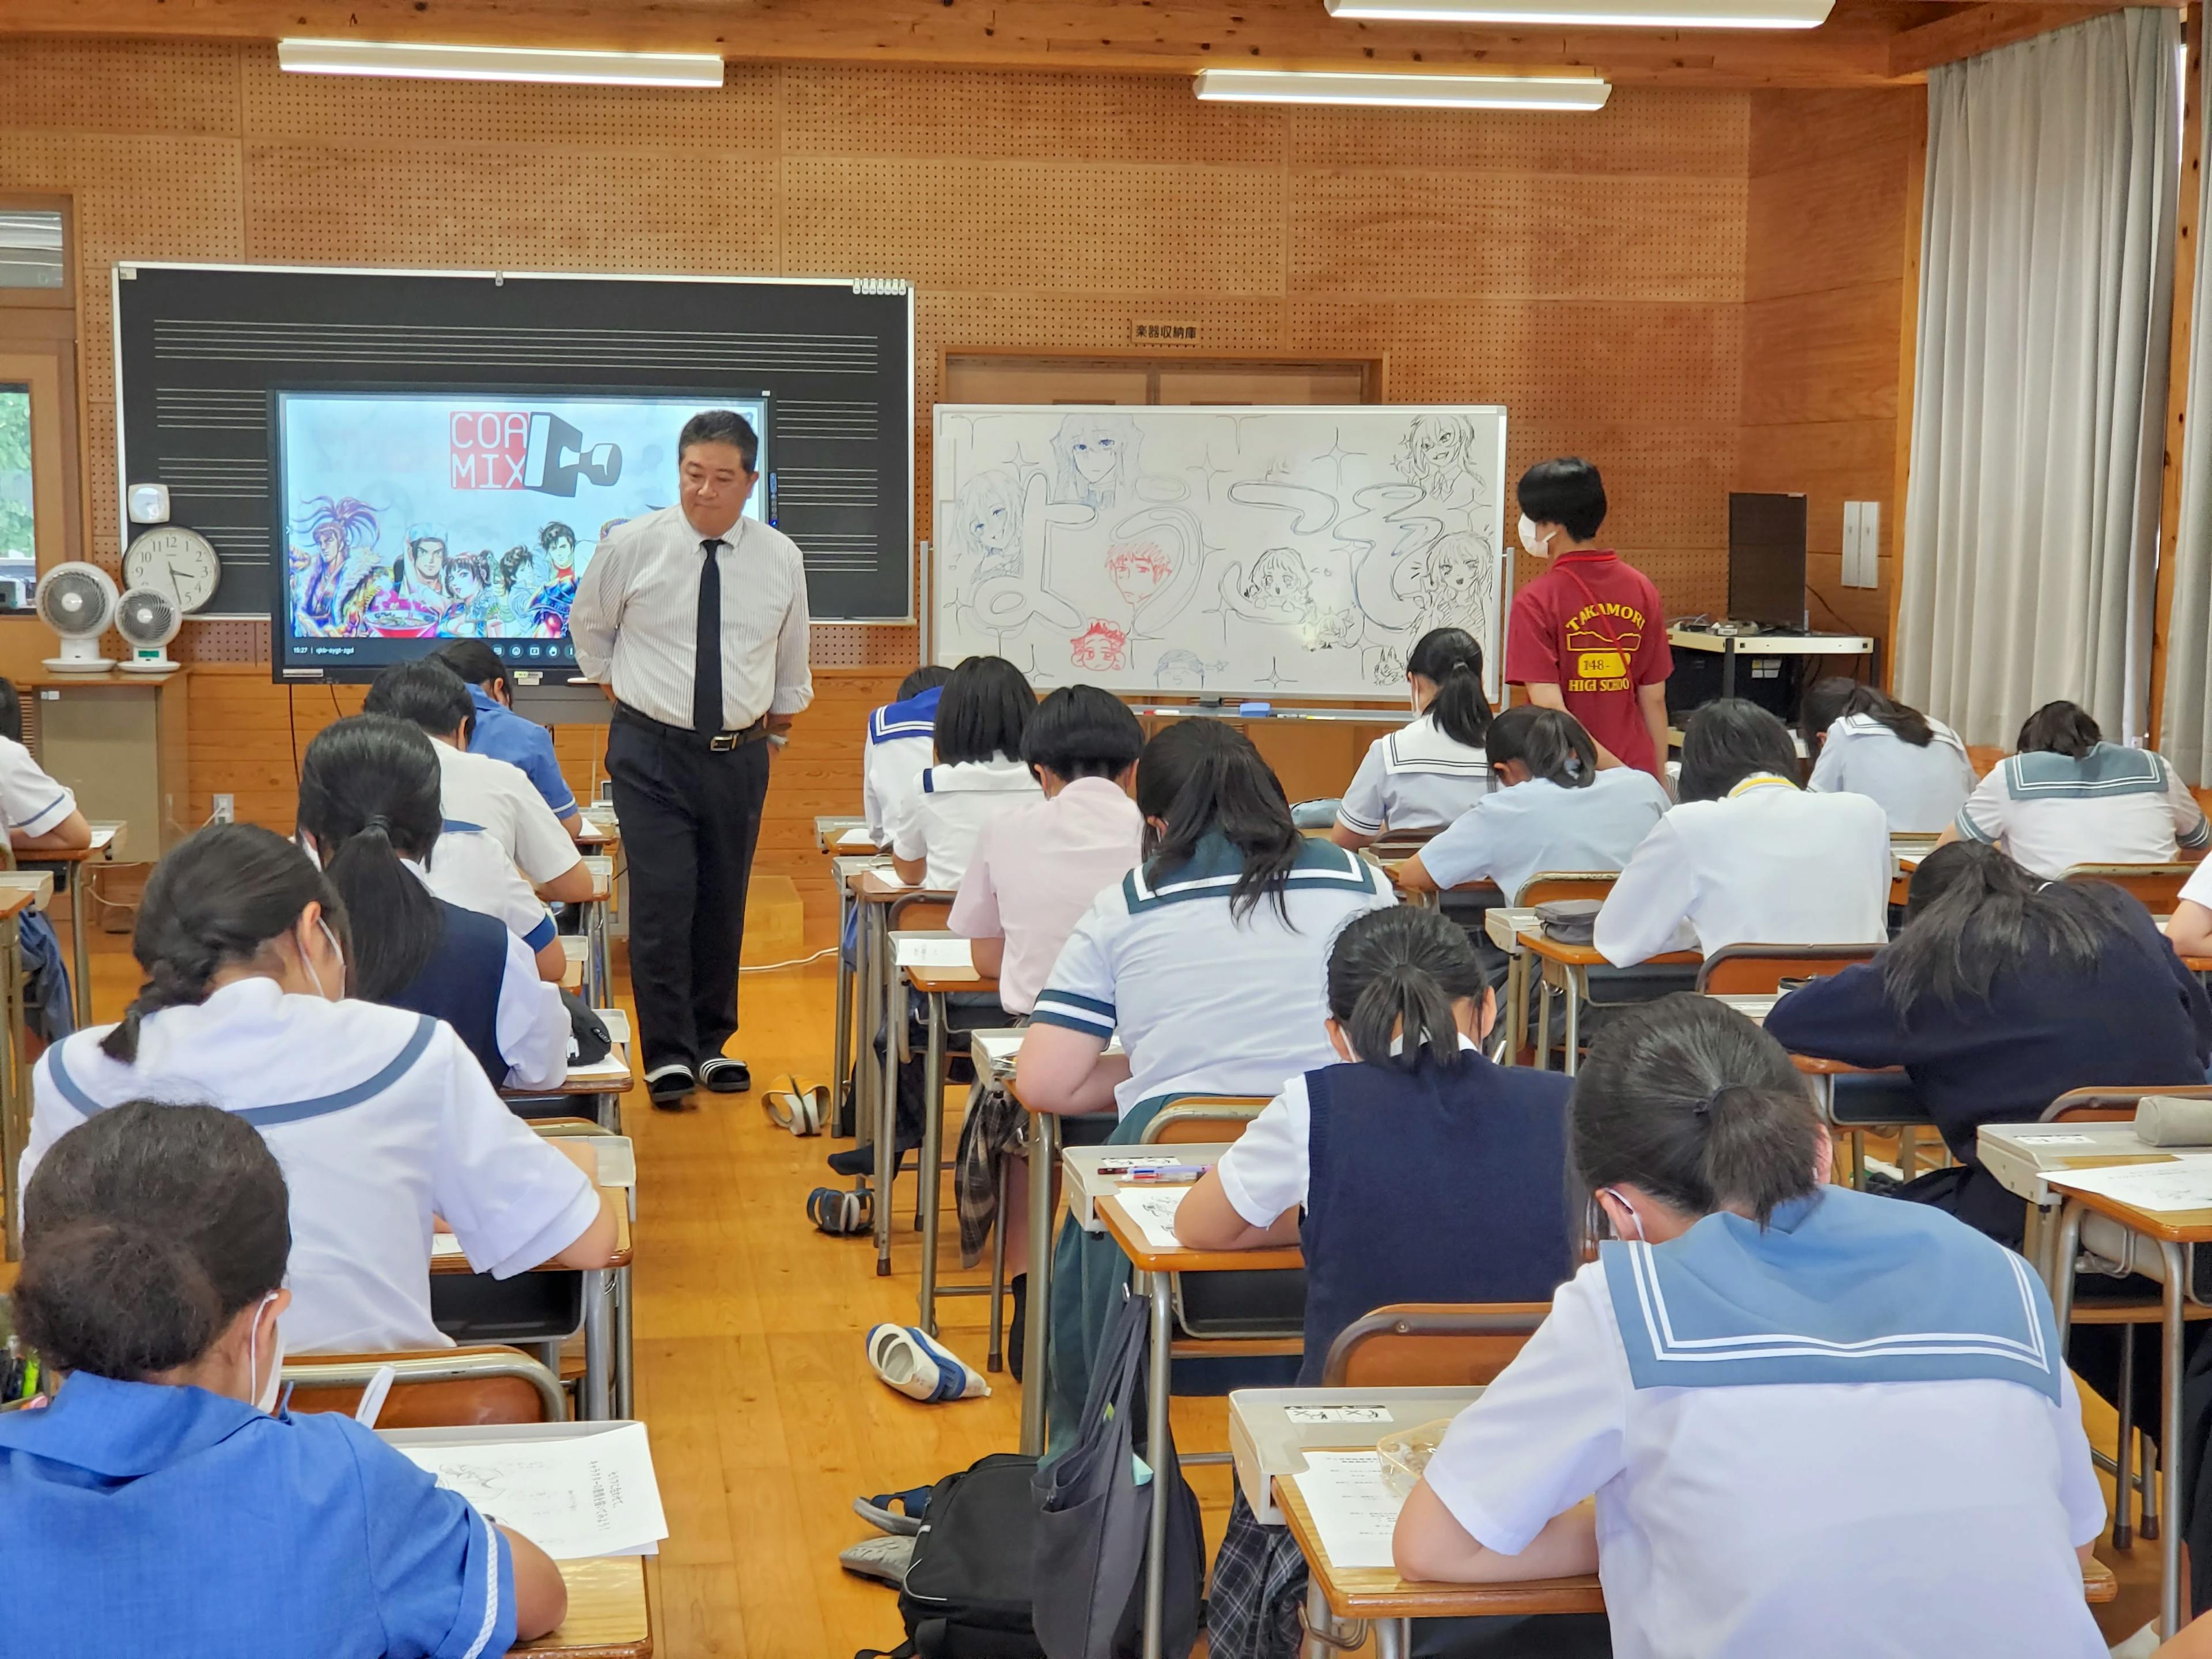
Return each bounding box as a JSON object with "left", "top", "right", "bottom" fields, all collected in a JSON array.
[
  {"left": 2002, "top": 741, "right": 2166, "bottom": 799},
  {"left": 1601, "top": 1185, "right": 2063, "bottom": 1403},
  {"left": 870, "top": 685, "right": 943, "bottom": 745}
]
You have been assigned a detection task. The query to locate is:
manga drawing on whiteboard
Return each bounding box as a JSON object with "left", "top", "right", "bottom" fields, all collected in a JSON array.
[{"left": 933, "top": 405, "right": 1508, "bottom": 699}]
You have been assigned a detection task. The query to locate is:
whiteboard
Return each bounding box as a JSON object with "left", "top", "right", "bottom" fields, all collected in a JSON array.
[{"left": 931, "top": 404, "right": 1509, "bottom": 700}]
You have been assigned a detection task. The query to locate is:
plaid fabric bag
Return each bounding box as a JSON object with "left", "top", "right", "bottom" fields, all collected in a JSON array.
[{"left": 1204, "top": 1490, "right": 1306, "bottom": 1659}]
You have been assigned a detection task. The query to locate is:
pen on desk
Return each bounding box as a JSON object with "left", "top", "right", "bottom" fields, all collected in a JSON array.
[{"left": 767, "top": 471, "right": 778, "bottom": 525}]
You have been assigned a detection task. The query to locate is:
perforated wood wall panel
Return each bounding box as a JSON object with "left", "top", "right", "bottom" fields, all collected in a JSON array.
[{"left": 2, "top": 39, "right": 1758, "bottom": 919}]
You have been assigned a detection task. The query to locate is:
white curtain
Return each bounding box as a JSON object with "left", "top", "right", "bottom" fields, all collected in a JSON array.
[
  {"left": 2161, "top": 27, "right": 2212, "bottom": 781},
  {"left": 1896, "top": 9, "right": 2178, "bottom": 748}
]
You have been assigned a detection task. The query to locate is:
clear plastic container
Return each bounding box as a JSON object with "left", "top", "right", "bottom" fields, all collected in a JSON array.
[{"left": 1376, "top": 1418, "right": 1455, "bottom": 1499}]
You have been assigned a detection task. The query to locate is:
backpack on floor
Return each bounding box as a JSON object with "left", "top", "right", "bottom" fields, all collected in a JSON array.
[{"left": 857, "top": 1452, "right": 1044, "bottom": 1659}]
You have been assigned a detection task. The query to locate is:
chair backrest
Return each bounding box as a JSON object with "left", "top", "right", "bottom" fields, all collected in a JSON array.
[
  {"left": 1695, "top": 943, "right": 1881, "bottom": 996},
  {"left": 1513, "top": 872, "right": 1618, "bottom": 907},
  {"left": 888, "top": 893, "right": 956, "bottom": 933},
  {"left": 1370, "top": 829, "right": 1439, "bottom": 862},
  {"left": 2061, "top": 863, "right": 2196, "bottom": 913},
  {"left": 282, "top": 1345, "right": 567, "bottom": 1426},
  {"left": 1321, "top": 1302, "right": 1552, "bottom": 1387},
  {"left": 2043, "top": 1084, "right": 2212, "bottom": 1123},
  {"left": 1140, "top": 1096, "right": 1272, "bottom": 1145}
]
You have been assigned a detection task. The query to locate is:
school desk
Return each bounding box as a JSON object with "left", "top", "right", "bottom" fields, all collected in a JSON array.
[
  {"left": 513, "top": 1556, "right": 655, "bottom": 1657},
  {"left": 829, "top": 853, "right": 881, "bottom": 1145},
  {"left": 1665, "top": 626, "right": 1874, "bottom": 702},
  {"left": 433, "top": 1159, "right": 633, "bottom": 1422},
  {"left": 502, "top": 1015, "right": 635, "bottom": 1133},
  {"left": 2046, "top": 1184, "right": 2212, "bottom": 1637},
  {"left": 1514, "top": 921, "right": 1700, "bottom": 1077},
  {"left": 1062, "top": 1143, "right": 1231, "bottom": 1234},
  {"left": 854, "top": 868, "right": 949, "bottom": 1275},
  {"left": 14, "top": 819, "right": 123, "bottom": 1027},
  {"left": 1277, "top": 1460, "right": 2112, "bottom": 1658},
  {"left": 0, "top": 870, "right": 53, "bottom": 1258},
  {"left": 1096, "top": 1191, "right": 1304, "bottom": 1659},
  {"left": 562, "top": 854, "right": 618, "bottom": 1007},
  {"left": 815, "top": 814, "right": 880, "bottom": 856},
  {"left": 560, "top": 934, "right": 586, "bottom": 994},
  {"left": 895, "top": 934, "right": 1000, "bottom": 1336},
  {"left": 1228, "top": 1384, "right": 1482, "bottom": 1527}
]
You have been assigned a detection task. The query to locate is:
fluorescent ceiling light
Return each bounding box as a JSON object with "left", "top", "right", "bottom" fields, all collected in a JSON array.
[
  {"left": 276, "top": 39, "right": 725, "bottom": 88},
  {"left": 1194, "top": 69, "right": 1611, "bottom": 110},
  {"left": 1325, "top": 0, "right": 1832, "bottom": 28}
]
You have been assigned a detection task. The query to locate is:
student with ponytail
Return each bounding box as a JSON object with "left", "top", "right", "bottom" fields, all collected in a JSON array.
[
  {"left": 1180, "top": 906, "right": 1589, "bottom": 1659},
  {"left": 297, "top": 715, "right": 569, "bottom": 1090},
  {"left": 0, "top": 1101, "right": 569, "bottom": 1655},
  {"left": 1394, "top": 994, "right": 2107, "bottom": 1659},
  {"left": 1331, "top": 626, "right": 1495, "bottom": 847},
  {"left": 25, "top": 822, "right": 619, "bottom": 1355},
  {"left": 1017, "top": 718, "right": 1394, "bottom": 1451}
]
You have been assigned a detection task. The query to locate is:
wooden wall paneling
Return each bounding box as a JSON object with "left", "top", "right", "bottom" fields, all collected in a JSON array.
[
  {"left": 2150, "top": 3, "right": 2203, "bottom": 748},
  {"left": 1888, "top": 99, "right": 1929, "bottom": 685}
]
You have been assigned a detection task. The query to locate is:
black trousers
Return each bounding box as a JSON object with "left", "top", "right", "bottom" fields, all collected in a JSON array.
[{"left": 605, "top": 710, "right": 771, "bottom": 1077}]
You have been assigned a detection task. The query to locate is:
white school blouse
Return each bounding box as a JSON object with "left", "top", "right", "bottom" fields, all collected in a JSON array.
[
  {"left": 25, "top": 979, "right": 600, "bottom": 1355},
  {"left": 862, "top": 723, "right": 934, "bottom": 843},
  {"left": 1955, "top": 741, "right": 2210, "bottom": 880},
  {"left": 884, "top": 755, "right": 1044, "bottom": 892},
  {"left": 1806, "top": 713, "right": 1977, "bottom": 834},
  {"left": 1030, "top": 836, "right": 1396, "bottom": 1115},
  {"left": 0, "top": 736, "right": 76, "bottom": 838},
  {"left": 1335, "top": 714, "right": 1491, "bottom": 838},
  {"left": 1593, "top": 775, "right": 1892, "bottom": 965},
  {"left": 433, "top": 740, "right": 583, "bottom": 889},
  {"left": 1419, "top": 767, "right": 1671, "bottom": 903}
]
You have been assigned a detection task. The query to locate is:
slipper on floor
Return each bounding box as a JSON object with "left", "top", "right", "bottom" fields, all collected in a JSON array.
[
  {"left": 853, "top": 1486, "right": 931, "bottom": 1537},
  {"left": 838, "top": 1532, "right": 915, "bottom": 1588},
  {"left": 764, "top": 1077, "right": 828, "bottom": 1137},
  {"left": 809, "top": 1186, "right": 872, "bottom": 1237},
  {"left": 866, "top": 1324, "right": 991, "bottom": 1403}
]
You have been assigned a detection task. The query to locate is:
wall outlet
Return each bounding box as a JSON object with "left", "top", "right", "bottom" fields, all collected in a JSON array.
[{"left": 212, "top": 793, "right": 234, "bottom": 824}]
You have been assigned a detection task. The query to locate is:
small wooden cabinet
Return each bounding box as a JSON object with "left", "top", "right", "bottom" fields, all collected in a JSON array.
[{"left": 24, "top": 668, "right": 189, "bottom": 857}]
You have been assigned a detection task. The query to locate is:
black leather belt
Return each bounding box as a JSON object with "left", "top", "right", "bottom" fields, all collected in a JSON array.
[{"left": 613, "top": 703, "right": 769, "bottom": 751}]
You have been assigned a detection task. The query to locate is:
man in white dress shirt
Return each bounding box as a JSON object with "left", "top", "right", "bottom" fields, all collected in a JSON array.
[{"left": 569, "top": 410, "right": 813, "bottom": 1108}]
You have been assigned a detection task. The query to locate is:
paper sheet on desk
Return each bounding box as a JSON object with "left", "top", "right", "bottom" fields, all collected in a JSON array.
[
  {"left": 896, "top": 937, "right": 974, "bottom": 971},
  {"left": 397, "top": 1422, "right": 669, "bottom": 1559},
  {"left": 1291, "top": 1451, "right": 1407, "bottom": 1570},
  {"left": 1115, "top": 1185, "right": 1190, "bottom": 1251},
  {"left": 2047, "top": 1154, "right": 2212, "bottom": 1211},
  {"left": 837, "top": 827, "right": 875, "bottom": 847}
]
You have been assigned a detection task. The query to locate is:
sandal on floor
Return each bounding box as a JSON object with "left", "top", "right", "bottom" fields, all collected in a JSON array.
[
  {"left": 853, "top": 1485, "right": 932, "bottom": 1537},
  {"left": 808, "top": 1186, "right": 872, "bottom": 1237},
  {"left": 866, "top": 1324, "right": 991, "bottom": 1403},
  {"left": 838, "top": 1532, "right": 915, "bottom": 1587},
  {"left": 764, "top": 1077, "right": 828, "bottom": 1137}
]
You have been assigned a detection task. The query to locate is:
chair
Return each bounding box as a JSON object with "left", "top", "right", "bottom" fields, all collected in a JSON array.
[
  {"left": 281, "top": 1346, "right": 567, "bottom": 1426},
  {"left": 1512, "top": 872, "right": 1618, "bottom": 908},
  {"left": 2061, "top": 863, "right": 2196, "bottom": 914},
  {"left": 1695, "top": 943, "right": 1881, "bottom": 996},
  {"left": 1138, "top": 1097, "right": 1306, "bottom": 1349},
  {"left": 1321, "top": 1302, "right": 1551, "bottom": 1388}
]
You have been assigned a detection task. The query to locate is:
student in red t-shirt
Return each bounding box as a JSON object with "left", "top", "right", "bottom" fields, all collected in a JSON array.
[{"left": 1503, "top": 458, "right": 1673, "bottom": 779}]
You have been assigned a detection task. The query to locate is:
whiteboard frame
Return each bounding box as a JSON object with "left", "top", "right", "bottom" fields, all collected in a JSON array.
[
  {"left": 111, "top": 261, "right": 916, "bottom": 624},
  {"left": 928, "top": 402, "right": 1510, "bottom": 703}
]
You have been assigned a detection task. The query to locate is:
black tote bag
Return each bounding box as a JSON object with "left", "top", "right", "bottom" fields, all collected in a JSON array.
[{"left": 1031, "top": 1288, "right": 1202, "bottom": 1659}]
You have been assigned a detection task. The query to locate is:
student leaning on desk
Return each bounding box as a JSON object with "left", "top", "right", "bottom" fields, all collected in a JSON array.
[
  {"left": 1392, "top": 995, "right": 2108, "bottom": 1659},
  {"left": 22, "top": 824, "right": 620, "bottom": 1356},
  {"left": 0, "top": 1101, "right": 568, "bottom": 1656}
]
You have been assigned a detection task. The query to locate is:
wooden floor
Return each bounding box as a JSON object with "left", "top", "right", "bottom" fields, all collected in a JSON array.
[{"left": 71, "top": 891, "right": 2173, "bottom": 1654}]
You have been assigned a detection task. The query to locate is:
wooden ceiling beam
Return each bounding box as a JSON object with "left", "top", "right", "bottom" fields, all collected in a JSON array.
[
  {"left": 1886, "top": 0, "right": 2122, "bottom": 73},
  {"left": 0, "top": 0, "right": 1915, "bottom": 88}
]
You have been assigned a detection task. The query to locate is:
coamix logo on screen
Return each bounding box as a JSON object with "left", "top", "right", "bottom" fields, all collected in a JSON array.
[{"left": 450, "top": 411, "right": 622, "bottom": 498}]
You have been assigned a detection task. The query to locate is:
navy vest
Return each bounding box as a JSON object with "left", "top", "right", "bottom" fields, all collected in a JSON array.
[
  {"left": 385, "top": 900, "right": 512, "bottom": 1086},
  {"left": 1299, "top": 1051, "right": 1577, "bottom": 1384}
]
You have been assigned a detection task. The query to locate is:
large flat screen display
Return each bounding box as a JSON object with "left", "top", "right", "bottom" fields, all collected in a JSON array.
[{"left": 272, "top": 389, "right": 768, "bottom": 678}]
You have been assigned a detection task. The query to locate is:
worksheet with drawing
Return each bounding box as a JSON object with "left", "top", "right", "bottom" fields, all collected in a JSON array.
[{"left": 932, "top": 406, "right": 1509, "bottom": 700}]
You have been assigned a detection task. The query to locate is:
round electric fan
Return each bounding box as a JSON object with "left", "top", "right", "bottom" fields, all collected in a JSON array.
[
  {"left": 115, "top": 584, "right": 182, "bottom": 673},
  {"left": 35, "top": 562, "right": 120, "bottom": 674}
]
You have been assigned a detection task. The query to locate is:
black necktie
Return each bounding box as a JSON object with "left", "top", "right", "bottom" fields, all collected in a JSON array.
[{"left": 693, "top": 537, "right": 724, "bottom": 736}]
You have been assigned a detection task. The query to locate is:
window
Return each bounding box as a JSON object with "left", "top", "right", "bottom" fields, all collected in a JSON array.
[
  {"left": 0, "top": 209, "right": 65, "bottom": 294},
  {"left": 0, "top": 385, "right": 32, "bottom": 558}
]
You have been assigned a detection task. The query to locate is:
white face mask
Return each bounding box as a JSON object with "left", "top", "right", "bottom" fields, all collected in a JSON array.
[
  {"left": 248, "top": 1291, "right": 285, "bottom": 1412},
  {"left": 1410, "top": 685, "right": 1423, "bottom": 715},
  {"left": 1598, "top": 1186, "right": 1647, "bottom": 1244},
  {"left": 1518, "top": 513, "right": 1551, "bottom": 559},
  {"left": 300, "top": 918, "right": 343, "bottom": 1002}
]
